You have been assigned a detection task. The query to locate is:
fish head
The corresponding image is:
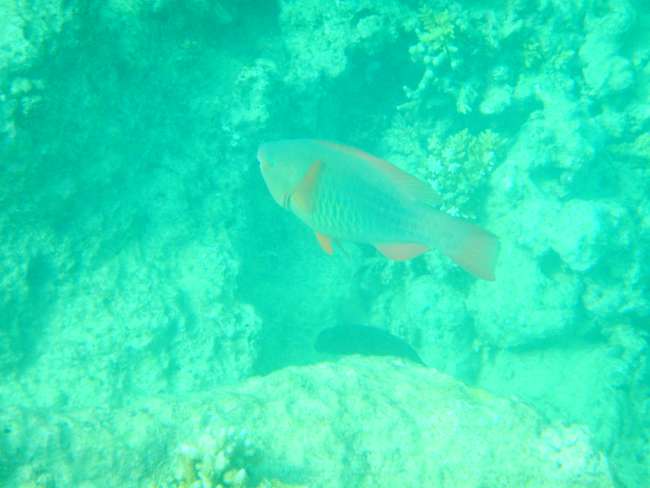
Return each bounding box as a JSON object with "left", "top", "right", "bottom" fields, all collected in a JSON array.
[{"left": 257, "top": 140, "right": 319, "bottom": 210}]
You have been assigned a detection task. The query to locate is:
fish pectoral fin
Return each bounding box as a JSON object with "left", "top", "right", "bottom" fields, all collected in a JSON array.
[
  {"left": 291, "top": 160, "right": 323, "bottom": 216},
  {"left": 315, "top": 232, "right": 334, "bottom": 255},
  {"left": 375, "top": 242, "right": 429, "bottom": 261}
]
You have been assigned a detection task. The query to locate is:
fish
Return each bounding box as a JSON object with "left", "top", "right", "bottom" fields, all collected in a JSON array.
[
  {"left": 257, "top": 139, "right": 499, "bottom": 280},
  {"left": 314, "top": 325, "right": 425, "bottom": 365}
]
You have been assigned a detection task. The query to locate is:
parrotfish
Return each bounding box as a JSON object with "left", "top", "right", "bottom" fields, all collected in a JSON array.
[
  {"left": 315, "top": 324, "right": 425, "bottom": 365},
  {"left": 257, "top": 139, "right": 499, "bottom": 280}
]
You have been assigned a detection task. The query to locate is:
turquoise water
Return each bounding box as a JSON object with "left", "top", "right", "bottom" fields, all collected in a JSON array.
[{"left": 1, "top": 1, "right": 648, "bottom": 486}]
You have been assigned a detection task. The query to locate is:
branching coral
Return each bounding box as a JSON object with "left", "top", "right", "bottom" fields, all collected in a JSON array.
[
  {"left": 610, "top": 133, "right": 650, "bottom": 162},
  {"left": 404, "top": 6, "right": 463, "bottom": 104},
  {"left": 423, "top": 129, "right": 505, "bottom": 217},
  {"left": 153, "top": 426, "right": 304, "bottom": 488},
  {"left": 414, "top": 7, "right": 457, "bottom": 61},
  {"left": 404, "top": 4, "right": 504, "bottom": 114},
  {"left": 168, "top": 427, "right": 253, "bottom": 487}
]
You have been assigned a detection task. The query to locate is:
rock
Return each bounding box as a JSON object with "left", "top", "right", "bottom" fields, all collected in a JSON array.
[
  {"left": 479, "top": 84, "right": 513, "bottom": 114},
  {"left": 278, "top": 0, "right": 408, "bottom": 87},
  {"left": 546, "top": 199, "right": 609, "bottom": 272},
  {"left": 1, "top": 357, "right": 614, "bottom": 487},
  {"left": 227, "top": 59, "right": 278, "bottom": 132},
  {"left": 579, "top": 0, "right": 636, "bottom": 98},
  {"left": 370, "top": 275, "right": 477, "bottom": 380},
  {"left": 467, "top": 241, "right": 581, "bottom": 347},
  {"left": 477, "top": 345, "right": 626, "bottom": 451},
  {"left": 0, "top": 1, "right": 70, "bottom": 143}
]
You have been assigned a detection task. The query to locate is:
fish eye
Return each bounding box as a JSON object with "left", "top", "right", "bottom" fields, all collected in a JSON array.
[{"left": 259, "top": 158, "right": 271, "bottom": 170}]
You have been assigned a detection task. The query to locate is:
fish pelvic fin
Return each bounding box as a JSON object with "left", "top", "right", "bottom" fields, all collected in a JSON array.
[
  {"left": 426, "top": 209, "right": 499, "bottom": 280},
  {"left": 375, "top": 242, "right": 429, "bottom": 261},
  {"left": 315, "top": 232, "right": 334, "bottom": 255}
]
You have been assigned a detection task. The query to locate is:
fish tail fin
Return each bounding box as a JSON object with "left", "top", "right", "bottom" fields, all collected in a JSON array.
[{"left": 425, "top": 209, "right": 499, "bottom": 280}]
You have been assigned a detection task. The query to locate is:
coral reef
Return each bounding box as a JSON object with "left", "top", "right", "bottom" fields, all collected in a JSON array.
[
  {"left": 404, "top": 3, "right": 510, "bottom": 115},
  {"left": 422, "top": 128, "right": 505, "bottom": 216},
  {"left": 373, "top": 2, "right": 650, "bottom": 484},
  {"left": 467, "top": 241, "right": 582, "bottom": 347},
  {"left": 0, "top": 0, "right": 264, "bottom": 409},
  {"left": 155, "top": 426, "right": 304, "bottom": 488},
  {"left": 369, "top": 275, "right": 478, "bottom": 380},
  {"left": 2, "top": 358, "right": 615, "bottom": 487},
  {"left": 0, "top": 1, "right": 70, "bottom": 144},
  {"left": 278, "top": 0, "right": 409, "bottom": 88},
  {"left": 1, "top": 0, "right": 650, "bottom": 486},
  {"left": 579, "top": 1, "right": 636, "bottom": 98}
]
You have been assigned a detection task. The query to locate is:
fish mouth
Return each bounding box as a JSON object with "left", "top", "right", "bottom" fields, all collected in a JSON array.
[
  {"left": 257, "top": 145, "right": 273, "bottom": 177},
  {"left": 257, "top": 144, "right": 269, "bottom": 165},
  {"left": 282, "top": 193, "right": 293, "bottom": 210}
]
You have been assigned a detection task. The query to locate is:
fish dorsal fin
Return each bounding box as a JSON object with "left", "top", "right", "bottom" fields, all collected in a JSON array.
[
  {"left": 291, "top": 160, "right": 323, "bottom": 216},
  {"left": 319, "top": 140, "right": 440, "bottom": 207},
  {"left": 315, "top": 232, "right": 334, "bottom": 255},
  {"left": 375, "top": 242, "right": 429, "bottom": 261}
]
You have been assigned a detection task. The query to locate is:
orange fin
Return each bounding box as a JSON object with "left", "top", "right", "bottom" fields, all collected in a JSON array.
[
  {"left": 430, "top": 212, "right": 499, "bottom": 280},
  {"left": 375, "top": 243, "right": 429, "bottom": 261},
  {"left": 445, "top": 229, "right": 499, "bottom": 281},
  {"left": 315, "top": 232, "right": 334, "bottom": 255},
  {"left": 319, "top": 140, "right": 440, "bottom": 207},
  {"left": 291, "top": 160, "right": 323, "bottom": 215}
]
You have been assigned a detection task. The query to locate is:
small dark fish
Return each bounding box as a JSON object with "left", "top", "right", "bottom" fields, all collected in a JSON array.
[{"left": 314, "top": 325, "right": 425, "bottom": 365}]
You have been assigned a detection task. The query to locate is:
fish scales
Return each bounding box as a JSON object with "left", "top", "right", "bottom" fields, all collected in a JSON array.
[
  {"left": 258, "top": 139, "right": 499, "bottom": 280},
  {"left": 313, "top": 166, "right": 417, "bottom": 243}
]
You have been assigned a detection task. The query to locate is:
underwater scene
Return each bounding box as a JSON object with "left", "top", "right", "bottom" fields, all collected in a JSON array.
[{"left": 1, "top": 0, "right": 649, "bottom": 486}]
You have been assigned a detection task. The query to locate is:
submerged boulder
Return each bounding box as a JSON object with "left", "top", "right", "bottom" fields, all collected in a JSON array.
[{"left": 3, "top": 357, "right": 613, "bottom": 487}]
